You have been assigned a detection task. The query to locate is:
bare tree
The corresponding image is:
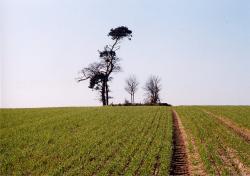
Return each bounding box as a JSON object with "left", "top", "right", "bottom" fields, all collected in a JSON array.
[
  {"left": 125, "top": 75, "right": 139, "bottom": 104},
  {"left": 144, "top": 75, "right": 161, "bottom": 104},
  {"left": 77, "top": 26, "right": 132, "bottom": 106}
]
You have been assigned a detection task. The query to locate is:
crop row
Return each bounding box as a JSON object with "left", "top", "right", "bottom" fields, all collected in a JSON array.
[
  {"left": 0, "top": 107, "right": 173, "bottom": 175},
  {"left": 175, "top": 106, "right": 250, "bottom": 175},
  {"left": 201, "top": 106, "right": 250, "bottom": 129}
]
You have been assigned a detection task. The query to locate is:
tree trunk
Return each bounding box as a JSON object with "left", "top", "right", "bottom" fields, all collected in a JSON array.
[
  {"left": 102, "top": 81, "right": 106, "bottom": 106},
  {"left": 105, "top": 80, "right": 109, "bottom": 106}
]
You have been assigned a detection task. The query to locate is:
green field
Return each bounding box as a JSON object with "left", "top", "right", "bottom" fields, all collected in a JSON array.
[
  {"left": 0, "top": 106, "right": 249, "bottom": 175},
  {"left": 175, "top": 106, "right": 250, "bottom": 175},
  {"left": 0, "top": 107, "right": 172, "bottom": 175},
  {"left": 202, "top": 106, "right": 250, "bottom": 129}
]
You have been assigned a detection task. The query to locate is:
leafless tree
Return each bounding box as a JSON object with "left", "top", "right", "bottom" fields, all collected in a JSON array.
[
  {"left": 125, "top": 75, "right": 139, "bottom": 104},
  {"left": 144, "top": 75, "right": 161, "bottom": 104},
  {"left": 77, "top": 26, "right": 132, "bottom": 106}
]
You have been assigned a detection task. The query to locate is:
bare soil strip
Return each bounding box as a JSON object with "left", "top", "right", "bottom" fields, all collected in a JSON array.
[
  {"left": 214, "top": 136, "right": 250, "bottom": 175},
  {"left": 152, "top": 154, "right": 161, "bottom": 176},
  {"left": 217, "top": 144, "right": 240, "bottom": 175},
  {"left": 169, "top": 110, "right": 189, "bottom": 175},
  {"left": 226, "top": 147, "right": 250, "bottom": 175},
  {"left": 176, "top": 113, "right": 207, "bottom": 176},
  {"left": 203, "top": 110, "right": 250, "bottom": 143}
]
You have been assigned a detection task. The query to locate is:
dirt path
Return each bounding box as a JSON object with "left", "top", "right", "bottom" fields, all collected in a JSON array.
[
  {"left": 203, "top": 109, "right": 250, "bottom": 143},
  {"left": 170, "top": 109, "right": 249, "bottom": 175},
  {"left": 176, "top": 113, "right": 207, "bottom": 176},
  {"left": 169, "top": 110, "right": 190, "bottom": 175}
]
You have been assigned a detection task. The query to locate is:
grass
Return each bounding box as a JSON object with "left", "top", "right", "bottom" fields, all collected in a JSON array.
[
  {"left": 0, "top": 106, "right": 172, "bottom": 175},
  {"left": 175, "top": 106, "right": 250, "bottom": 175},
  {"left": 1, "top": 106, "right": 249, "bottom": 175},
  {"left": 201, "top": 106, "right": 250, "bottom": 129}
]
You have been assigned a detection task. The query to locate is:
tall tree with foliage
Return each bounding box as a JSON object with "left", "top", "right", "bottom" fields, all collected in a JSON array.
[{"left": 77, "top": 26, "right": 132, "bottom": 105}]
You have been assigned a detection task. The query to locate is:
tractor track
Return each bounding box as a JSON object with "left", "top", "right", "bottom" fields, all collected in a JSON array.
[
  {"left": 203, "top": 109, "right": 250, "bottom": 143},
  {"left": 169, "top": 110, "right": 189, "bottom": 175}
]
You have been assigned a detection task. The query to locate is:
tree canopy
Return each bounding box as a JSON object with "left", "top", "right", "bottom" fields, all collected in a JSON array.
[{"left": 77, "top": 26, "right": 132, "bottom": 105}]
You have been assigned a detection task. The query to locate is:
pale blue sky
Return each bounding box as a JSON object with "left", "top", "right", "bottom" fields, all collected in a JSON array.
[{"left": 1, "top": 0, "right": 250, "bottom": 108}]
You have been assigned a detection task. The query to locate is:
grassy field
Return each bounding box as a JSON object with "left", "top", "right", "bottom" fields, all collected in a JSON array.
[
  {"left": 202, "top": 106, "right": 250, "bottom": 129},
  {"left": 0, "top": 107, "right": 172, "bottom": 175},
  {"left": 0, "top": 106, "right": 249, "bottom": 175},
  {"left": 175, "top": 106, "right": 250, "bottom": 175}
]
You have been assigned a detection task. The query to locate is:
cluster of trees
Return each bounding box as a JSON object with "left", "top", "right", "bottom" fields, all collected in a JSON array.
[
  {"left": 77, "top": 26, "right": 163, "bottom": 106},
  {"left": 124, "top": 75, "right": 161, "bottom": 104}
]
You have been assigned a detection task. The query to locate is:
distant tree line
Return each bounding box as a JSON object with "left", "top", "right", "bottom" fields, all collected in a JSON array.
[
  {"left": 124, "top": 75, "right": 162, "bottom": 105},
  {"left": 77, "top": 26, "right": 169, "bottom": 106}
]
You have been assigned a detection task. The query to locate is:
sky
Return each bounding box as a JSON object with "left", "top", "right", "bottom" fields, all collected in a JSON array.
[{"left": 1, "top": 0, "right": 250, "bottom": 108}]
